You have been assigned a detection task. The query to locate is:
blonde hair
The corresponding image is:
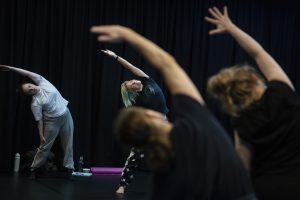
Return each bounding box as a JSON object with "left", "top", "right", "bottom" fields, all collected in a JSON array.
[
  {"left": 114, "top": 107, "right": 172, "bottom": 170},
  {"left": 121, "top": 82, "right": 139, "bottom": 107},
  {"left": 207, "top": 65, "right": 264, "bottom": 116}
]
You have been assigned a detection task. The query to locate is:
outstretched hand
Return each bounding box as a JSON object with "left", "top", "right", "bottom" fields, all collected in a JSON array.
[
  {"left": 101, "top": 49, "right": 118, "bottom": 59},
  {"left": 205, "top": 6, "right": 234, "bottom": 35},
  {"left": 90, "top": 25, "right": 130, "bottom": 43},
  {"left": 0, "top": 65, "right": 11, "bottom": 72}
]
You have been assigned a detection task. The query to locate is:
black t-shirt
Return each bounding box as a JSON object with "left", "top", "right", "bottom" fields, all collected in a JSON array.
[
  {"left": 151, "top": 95, "right": 254, "bottom": 200},
  {"left": 133, "top": 77, "right": 169, "bottom": 115},
  {"left": 232, "top": 81, "right": 300, "bottom": 177}
]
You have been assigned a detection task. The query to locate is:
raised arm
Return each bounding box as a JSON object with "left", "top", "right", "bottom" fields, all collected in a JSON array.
[
  {"left": 101, "top": 49, "right": 149, "bottom": 78},
  {"left": 205, "top": 6, "right": 294, "bottom": 90},
  {"left": 91, "top": 26, "right": 204, "bottom": 105},
  {"left": 0, "top": 65, "right": 41, "bottom": 84}
]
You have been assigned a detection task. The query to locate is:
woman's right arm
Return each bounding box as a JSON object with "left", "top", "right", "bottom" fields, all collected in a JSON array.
[
  {"left": 205, "top": 6, "right": 294, "bottom": 90},
  {"left": 101, "top": 49, "right": 149, "bottom": 78},
  {"left": 0, "top": 65, "right": 41, "bottom": 84}
]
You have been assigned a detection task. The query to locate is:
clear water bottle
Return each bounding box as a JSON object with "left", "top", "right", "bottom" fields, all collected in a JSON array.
[
  {"left": 78, "top": 156, "right": 84, "bottom": 172},
  {"left": 14, "top": 153, "right": 20, "bottom": 172}
]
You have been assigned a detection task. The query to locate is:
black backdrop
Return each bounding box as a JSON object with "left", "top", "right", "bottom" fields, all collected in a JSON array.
[{"left": 0, "top": 0, "right": 300, "bottom": 172}]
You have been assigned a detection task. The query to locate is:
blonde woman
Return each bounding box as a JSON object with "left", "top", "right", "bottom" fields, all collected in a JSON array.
[
  {"left": 206, "top": 6, "right": 300, "bottom": 199},
  {"left": 91, "top": 26, "right": 256, "bottom": 200},
  {"left": 101, "top": 49, "right": 168, "bottom": 194}
]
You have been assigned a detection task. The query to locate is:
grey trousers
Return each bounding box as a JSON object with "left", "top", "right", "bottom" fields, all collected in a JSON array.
[{"left": 31, "top": 109, "right": 74, "bottom": 170}]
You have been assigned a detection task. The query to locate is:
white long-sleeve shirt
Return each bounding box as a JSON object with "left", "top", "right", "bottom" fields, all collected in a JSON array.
[{"left": 31, "top": 76, "right": 68, "bottom": 121}]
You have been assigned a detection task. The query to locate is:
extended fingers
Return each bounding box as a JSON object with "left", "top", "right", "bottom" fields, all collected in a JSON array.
[
  {"left": 97, "top": 35, "right": 112, "bottom": 42},
  {"left": 213, "top": 7, "right": 224, "bottom": 18},
  {"left": 209, "top": 29, "right": 221, "bottom": 35},
  {"left": 208, "top": 6, "right": 226, "bottom": 20},
  {"left": 208, "top": 8, "right": 221, "bottom": 20},
  {"left": 90, "top": 25, "right": 113, "bottom": 34},
  {"left": 224, "top": 6, "right": 228, "bottom": 17},
  {"left": 0, "top": 65, "right": 11, "bottom": 71},
  {"left": 205, "top": 16, "right": 219, "bottom": 24},
  {"left": 91, "top": 26, "right": 112, "bottom": 41}
]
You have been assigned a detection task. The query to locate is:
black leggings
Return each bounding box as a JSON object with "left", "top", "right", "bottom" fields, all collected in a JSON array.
[{"left": 119, "top": 147, "right": 145, "bottom": 188}]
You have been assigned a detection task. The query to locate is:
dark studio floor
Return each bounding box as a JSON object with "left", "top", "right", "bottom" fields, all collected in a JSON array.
[{"left": 0, "top": 171, "right": 153, "bottom": 200}]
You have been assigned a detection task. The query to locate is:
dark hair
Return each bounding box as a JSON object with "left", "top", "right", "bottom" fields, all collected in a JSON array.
[
  {"left": 114, "top": 107, "right": 172, "bottom": 170},
  {"left": 16, "top": 83, "right": 26, "bottom": 95}
]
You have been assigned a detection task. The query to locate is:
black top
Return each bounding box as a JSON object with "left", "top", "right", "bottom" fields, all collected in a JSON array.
[
  {"left": 133, "top": 77, "right": 169, "bottom": 114},
  {"left": 151, "top": 95, "right": 254, "bottom": 200},
  {"left": 232, "top": 81, "right": 300, "bottom": 177}
]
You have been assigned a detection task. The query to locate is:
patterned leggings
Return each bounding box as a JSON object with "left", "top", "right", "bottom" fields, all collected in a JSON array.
[
  {"left": 119, "top": 147, "right": 145, "bottom": 188},
  {"left": 119, "top": 115, "right": 167, "bottom": 188}
]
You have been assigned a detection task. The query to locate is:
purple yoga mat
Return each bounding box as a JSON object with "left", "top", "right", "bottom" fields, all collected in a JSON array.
[{"left": 91, "top": 167, "right": 123, "bottom": 174}]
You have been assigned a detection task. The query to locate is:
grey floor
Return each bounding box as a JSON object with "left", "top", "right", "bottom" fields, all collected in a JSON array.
[{"left": 0, "top": 171, "right": 153, "bottom": 200}]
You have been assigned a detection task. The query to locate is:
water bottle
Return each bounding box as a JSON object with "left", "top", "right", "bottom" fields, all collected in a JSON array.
[
  {"left": 78, "top": 156, "right": 84, "bottom": 172},
  {"left": 14, "top": 153, "right": 20, "bottom": 172}
]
